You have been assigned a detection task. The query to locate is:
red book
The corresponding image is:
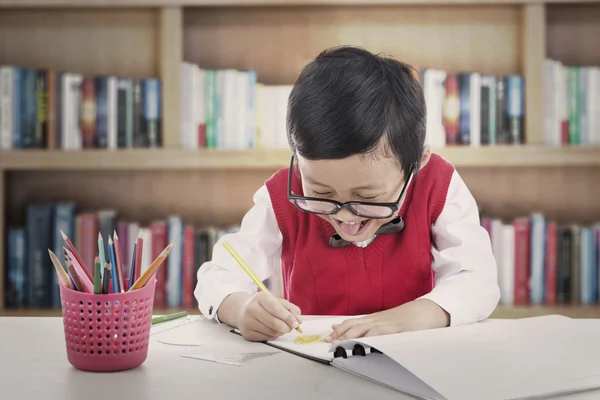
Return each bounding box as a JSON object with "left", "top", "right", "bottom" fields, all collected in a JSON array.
[
  {"left": 78, "top": 213, "right": 98, "bottom": 279},
  {"left": 182, "top": 225, "right": 196, "bottom": 308},
  {"left": 117, "top": 221, "right": 129, "bottom": 272},
  {"left": 198, "top": 123, "right": 206, "bottom": 148},
  {"left": 442, "top": 74, "right": 460, "bottom": 145},
  {"left": 80, "top": 77, "right": 96, "bottom": 148},
  {"left": 513, "top": 218, "right": 531, "bottom": 305},
  {"left": 544, "top": 222, "right": 558, "bottom": 305},
  {"left": 150, "top": 221, "right": 168, "bottom": 308}
]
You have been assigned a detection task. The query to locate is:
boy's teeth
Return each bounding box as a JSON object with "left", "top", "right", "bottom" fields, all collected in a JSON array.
[{"left": 339, "top": 221, "right": 363, "bottom": 235}]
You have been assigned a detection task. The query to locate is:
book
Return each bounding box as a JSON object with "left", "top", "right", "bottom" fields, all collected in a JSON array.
[{"left": 234, "top": 315, "right": 600, "bottom": 400}]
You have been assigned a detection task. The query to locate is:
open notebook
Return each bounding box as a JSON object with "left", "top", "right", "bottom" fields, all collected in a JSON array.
[{"left": 233, "top": 315, "right": 600, "bottom": 400}]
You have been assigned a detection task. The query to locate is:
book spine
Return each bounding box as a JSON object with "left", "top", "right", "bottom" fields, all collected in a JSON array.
[
  {"left": 81, "top": 77, "right": 96, "bottom": 148},
  {"left": 513, "top": 218, "right": 531, "bottom": 306},
  {"left": 27, "top": 204, "right": 53, "bottom": 307},
  {"left": 35, "top": 69, "right": 47, "bottom": 148},
  {"left": 7, "top": 229, "right": 26, "bottom": 308},
  {"left": 95, "top": 76, "right": 108, "bottom": 149},
  {"left": 151, "top": 221, "right": 168, "bottom": 309}
]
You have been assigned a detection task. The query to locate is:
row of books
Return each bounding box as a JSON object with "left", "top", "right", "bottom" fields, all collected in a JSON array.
[
  {"left": 0, "top": 66, "right": 162, "bottom": 150},
  {"left": 419, "top": 69, "right": 525, "bottom": 148},
  {"left": 180, "top": 62, "right": 526, "bottom": 151},
  {"left": 6, "top": 203, "right": 599, "bottom": 310},
  {"left": 180, "top": 62, "right": 290, "bottom": 151},
  {"left": 4, "top": 202, "right": 239, "bottom": 310},
  {"left": 544, "top": 59, "right": 600, "bottom": 147},
  {"left": 482, "top": 213, "right": 600, "bottom": 306}
]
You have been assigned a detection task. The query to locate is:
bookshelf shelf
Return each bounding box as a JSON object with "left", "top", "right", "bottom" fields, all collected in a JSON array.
[
  {"left": 3, "top": 306, "right": 599, "bottom": 319},
  {"left": 2, "top": 146, "right": 600, "bottom": 171},
  {"left": 492, "top": 305, "right": 600, "bottom": 319},
  {"left": 1, "top": 0, "right": 600, "bottom": 8}
]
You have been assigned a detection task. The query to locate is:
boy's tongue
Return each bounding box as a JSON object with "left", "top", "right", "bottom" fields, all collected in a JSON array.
[{"left": 339, "top": 221, "right": 363, "bottom": 236}]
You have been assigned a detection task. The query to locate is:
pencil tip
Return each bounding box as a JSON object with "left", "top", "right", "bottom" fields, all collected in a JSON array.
[
  {"left": 137, "top": 229, "right": 143, "bottom": 238},
  {"left": 108, "top": 236, "right": 113, "bottom": 244},
  {"left": 98, "top": 232, "right": 102, "bottom": 240},
  {"left": 113, "top": 230, "right": 119, "bottom": 239},
  {"left": 60, "top": 230, "right": 67, "bottom": 240}
]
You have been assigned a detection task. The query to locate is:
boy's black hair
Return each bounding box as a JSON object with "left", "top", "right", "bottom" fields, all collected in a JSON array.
[{"left": 286, "top": 46, "right": 426, "bottom": 180}]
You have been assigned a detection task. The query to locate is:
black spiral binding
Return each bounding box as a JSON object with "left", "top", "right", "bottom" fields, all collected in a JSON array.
[{"left": 333, "top": 344, "right": 381, "bottom": 359}]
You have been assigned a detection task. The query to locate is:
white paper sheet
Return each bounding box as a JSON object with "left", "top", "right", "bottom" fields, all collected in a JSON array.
[{"left": 337, "top": 315, "right": 600, "bottom": 400}]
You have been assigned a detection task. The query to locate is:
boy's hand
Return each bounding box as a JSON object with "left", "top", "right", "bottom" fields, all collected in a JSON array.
[
  {"left": 324, "top": 299, "right": 449, "bottom": 343},
  {"left": 237, "top": 291, "right": 303, "bottom": 342}
]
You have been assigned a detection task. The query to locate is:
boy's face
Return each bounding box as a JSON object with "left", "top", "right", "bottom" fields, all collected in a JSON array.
[{"left": 296, "top": 148, "right": 415, "bottom": 243}]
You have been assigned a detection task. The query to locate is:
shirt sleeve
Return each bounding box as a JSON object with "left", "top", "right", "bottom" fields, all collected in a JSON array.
[
  {"left": 419, "top": 170, "right": 501, "bottom": 327},
  {"left": 194, "top": 184, "right": 283, "bottom": 321}
]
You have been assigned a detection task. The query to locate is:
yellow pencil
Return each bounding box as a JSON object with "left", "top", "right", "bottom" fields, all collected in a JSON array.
[
  {"left": 128, "top": 242, "right": 174, "bottom": 291},
  {"left": 222, "top": 240, "right": 303, "bottom": 333},
  {"left": 48, "top": 249, "right": 72, "bottom": 288}
]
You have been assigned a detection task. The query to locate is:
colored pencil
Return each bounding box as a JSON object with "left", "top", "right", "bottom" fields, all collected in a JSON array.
[
  {"left": 222, "top": 240, "right": 303, "bottom": 333},
  {"left": 128, "top": 242, "right": 173, "bottom": 291},
  {"left": 112, "top": 230, "right": 125, "bottom": 293},
  {"left": 60, "top": 230, "right": 93, "bottom": 282},
  {"left": 63, "top": 247, "right": 94, "bottom": 293},
  {"left": 134, "top": 230, "right": 143, "bottom": 287},
  {"left": 108, "top": 237, "right": 120, "bottom": 293},
  {"left": 152, "top": 311, "right": 187, "bottom": 325},
  {"left": 67, "top": 262, "right": 85, "bottom": 292},
  {"left": 128, "top": 243, "right": 137, "bottom": 290},
  {"left": 102, "top": 262, "right": 111, "bottom": 295},
  {"left": 93, "top": 253, "right": 102, "bottom": 294},
  {"left": 48, "top": 249, "right": 72, "bottom": 289}
]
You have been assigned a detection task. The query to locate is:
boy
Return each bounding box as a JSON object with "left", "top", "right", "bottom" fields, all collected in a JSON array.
[{"left": 194, "top": 46, "right": 500, "bottom": 343}]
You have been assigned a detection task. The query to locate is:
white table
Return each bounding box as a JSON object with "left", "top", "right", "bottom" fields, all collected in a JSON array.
[{"left": 1, "top": 316, "right": 599, "bottom": 400}]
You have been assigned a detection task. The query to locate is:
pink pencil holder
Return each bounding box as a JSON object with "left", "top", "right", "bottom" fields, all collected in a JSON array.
[{"left": 59, "top": 279, "right": 156, "bottom": 372}]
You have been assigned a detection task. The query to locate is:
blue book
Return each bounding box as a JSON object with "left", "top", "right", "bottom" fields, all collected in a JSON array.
[
  {"left": 26, "top": 203, "right": 53, "bottom": 308},
  {"left": 7, "top": 229, "right": 26, "bottom": 308},
  {"left": 167, "top": 216, "right": 183, "bottom": 308},
  {"left": 529, "top": 213, "right": 546, "bottom": 305},
  {"left": 580, "top": 227, "right": 597, "bottom": 305}
]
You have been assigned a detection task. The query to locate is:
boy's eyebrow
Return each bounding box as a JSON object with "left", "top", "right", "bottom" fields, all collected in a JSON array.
[{"left": 305, "top": 176, "right": 384, "bottom": 191}]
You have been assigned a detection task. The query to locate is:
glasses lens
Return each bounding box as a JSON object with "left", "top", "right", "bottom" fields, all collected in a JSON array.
[
  {"left": 349, "top": 204, "right": 394, "bottom": 218},
  {"left": 294, "top": 199, "right": 337, "bottom": 214}
]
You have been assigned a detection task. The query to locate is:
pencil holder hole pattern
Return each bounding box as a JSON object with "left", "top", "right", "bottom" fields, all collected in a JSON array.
[{"left": 59, "top": 279, "right": 157, "bottom": 372}]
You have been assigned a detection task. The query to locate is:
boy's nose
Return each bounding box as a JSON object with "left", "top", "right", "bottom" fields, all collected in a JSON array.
[{"left": 333, "top": 208, "right": 363, "bottom": 223}]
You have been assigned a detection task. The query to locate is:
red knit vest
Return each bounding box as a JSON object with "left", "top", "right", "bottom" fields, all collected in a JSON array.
[{"left": 265, "top": 154, "right": 455, "bottom": 316}]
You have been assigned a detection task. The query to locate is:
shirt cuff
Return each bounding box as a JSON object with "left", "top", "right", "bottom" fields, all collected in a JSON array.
[
  {"left": 418, "top": 280, "right": 500, "bottom": 327},
  {"left": 196, "top": 284, "right": 255, "bottom": 324}
]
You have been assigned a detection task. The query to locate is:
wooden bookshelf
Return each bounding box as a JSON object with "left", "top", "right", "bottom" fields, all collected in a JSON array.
[
  {"left": 2, "top": 305, "right": 598, "bottom": 319},
  {"left": 1, "top": 0, "right": 600, "bottom": 7},
  {"left": 2, "top": 146, "right": 600, "bottom": 171},
  {"left": 1, "top": 0, "right": 599, "bottom": 318}
]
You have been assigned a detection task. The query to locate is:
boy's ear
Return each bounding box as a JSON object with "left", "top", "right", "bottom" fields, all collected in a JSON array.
[{"left": 418, "top": 145, "right": 432, "bottom": 170}]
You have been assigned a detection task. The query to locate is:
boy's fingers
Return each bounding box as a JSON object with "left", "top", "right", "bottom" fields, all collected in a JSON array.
[
  {"left": 258, "top": 294, "right": 298, "bottom": 330},
  {"left": 248, "top": 316, "right": 284, "bottom": 337},
  {"left": 279, "top": 299, "right": 302, "bottom": 323}
]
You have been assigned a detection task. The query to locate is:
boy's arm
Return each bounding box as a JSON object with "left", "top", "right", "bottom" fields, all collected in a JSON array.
[
  {"left": 419, "top": 169, "right": 501, "bottom": 327},
  {"left": 193, "top": 185, "right": 283, "bottom": 324}
]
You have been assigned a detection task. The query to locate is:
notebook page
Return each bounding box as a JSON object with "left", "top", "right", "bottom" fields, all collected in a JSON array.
[
  {"left": 240, "top": 316, "right": 355, "bottom": 363},
  {"left": 334, "top": 316, "right": 600, "bottom": 400}
]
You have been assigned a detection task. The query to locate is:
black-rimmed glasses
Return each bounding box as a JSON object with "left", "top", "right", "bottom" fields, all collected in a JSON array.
[{"left": 287, "top": 155, "right": 414, "bottom": 219}]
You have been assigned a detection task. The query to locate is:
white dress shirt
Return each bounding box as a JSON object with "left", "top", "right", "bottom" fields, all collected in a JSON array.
[{"left": 194, "top": 169, "right": 500, "bottom": 327}]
